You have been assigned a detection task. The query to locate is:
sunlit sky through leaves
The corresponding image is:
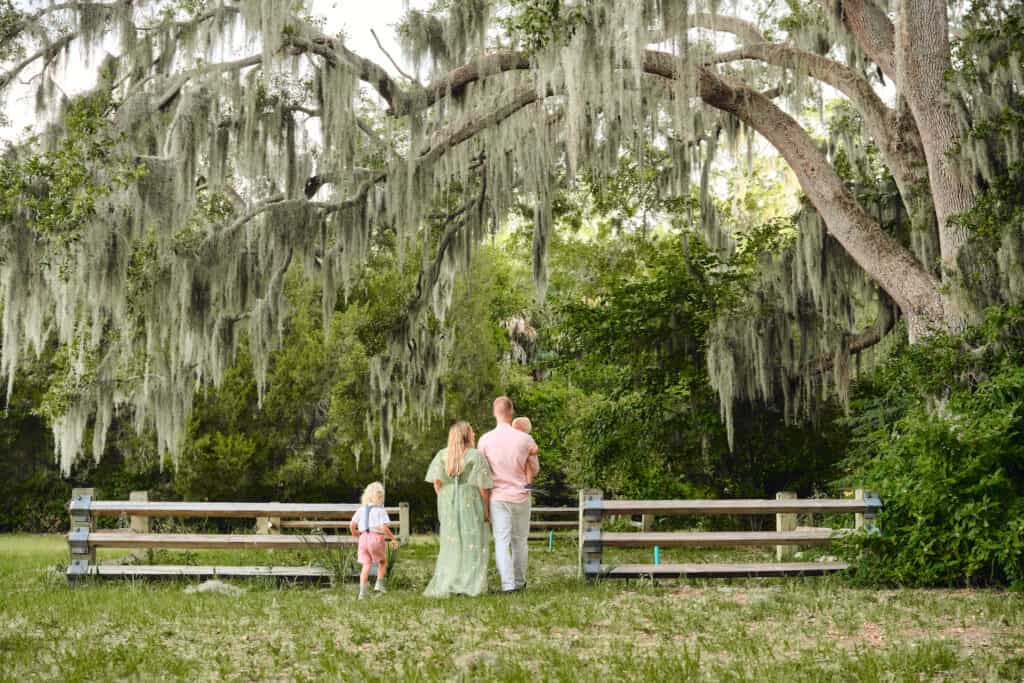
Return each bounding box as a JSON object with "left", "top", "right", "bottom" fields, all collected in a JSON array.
[{"left": 1, "top": 1, "right": 425, "bottom": 140}]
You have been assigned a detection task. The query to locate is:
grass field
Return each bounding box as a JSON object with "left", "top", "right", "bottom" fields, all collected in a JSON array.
[{"left": 1, "top": 534, "right": 1022, "bottom": 681}]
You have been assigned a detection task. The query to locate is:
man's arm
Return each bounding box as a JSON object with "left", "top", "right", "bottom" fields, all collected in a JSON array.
[{"left": 526, "top": 453, "right": 539, "bottom": 479}]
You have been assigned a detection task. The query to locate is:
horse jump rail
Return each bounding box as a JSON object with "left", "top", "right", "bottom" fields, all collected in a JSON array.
[
  {"left": 598, "top": 498, "right": 880, "bottom": 515},
  {"left": 80, "top": 531, "right": 355, "bottom": 551},
  {"left": 600, "top": 529, "right": 836, "bottom": 548},
  {"left": 602, "top": 561, "right": 849, "bottom": 578},
  {"left": 80, "top": 501, "right": 392, "bottom": 519},
  {"left": 70, "top": 564, "right": 334, "bottom": 581},
  {"left": 65, "top": 490, "right": 400, "bottom": 582},
  {"left": 578, "top": 489, "right": 880, "bottom": 580}
]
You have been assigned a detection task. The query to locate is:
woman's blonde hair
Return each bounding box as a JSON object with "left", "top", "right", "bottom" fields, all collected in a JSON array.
[
  {"left": 360, "top": 481, "right": 385, "bottom": 506},
  {"left": 446, "top": 421, "right": 474, "bottom": 477}
]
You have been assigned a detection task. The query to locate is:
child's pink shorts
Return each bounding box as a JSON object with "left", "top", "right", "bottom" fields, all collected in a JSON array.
[{"left": 358, "top": 532, "right": 387, "bottom": 565}]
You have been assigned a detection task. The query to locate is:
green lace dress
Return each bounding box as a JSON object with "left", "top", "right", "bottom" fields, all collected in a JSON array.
[{"left": 423, "top": 447, "right": 494, "bottom": 597}]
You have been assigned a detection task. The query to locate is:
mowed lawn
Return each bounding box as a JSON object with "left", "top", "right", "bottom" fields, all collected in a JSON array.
[{"left": 1, "top": 534, "right": 1022, "bottom": 681}]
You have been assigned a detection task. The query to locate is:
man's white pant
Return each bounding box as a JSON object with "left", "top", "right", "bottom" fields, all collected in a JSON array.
[{"left": 490, "top": 499, "right": 531, "bottom": 591}]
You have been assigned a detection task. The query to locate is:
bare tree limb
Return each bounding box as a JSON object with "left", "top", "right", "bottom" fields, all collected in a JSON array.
[
  {"left": 0, "top": 33, "right": 77, "bottom": 92},
  {"left": 686, "top": 12, "right": 767, "bottom": 44},
  {"left": 370, "top": 28, "right": 417, "bottom": 83}
]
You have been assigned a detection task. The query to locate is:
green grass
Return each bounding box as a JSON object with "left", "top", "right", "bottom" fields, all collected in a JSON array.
[{"left": 1, "top": 534, "right": 1022, "bottom": 682}]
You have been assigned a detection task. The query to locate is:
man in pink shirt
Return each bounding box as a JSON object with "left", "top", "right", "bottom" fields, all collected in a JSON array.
[{"left": 477, "top": 396, "right": 539, "bottom": 592}]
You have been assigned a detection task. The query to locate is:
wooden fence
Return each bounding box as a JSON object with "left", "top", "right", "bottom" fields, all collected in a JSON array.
[
  {"left": 577, "top": 489, "right": 881, "bottom": 579},
  {"left": 270, "top": 503, "right": 409, "bottom": 544},
  {"left": 66, "top": 488, "right": 408, "bottom": 581},
  {"left": 529, "top": 506, "right": 578, "bottom": 545}
]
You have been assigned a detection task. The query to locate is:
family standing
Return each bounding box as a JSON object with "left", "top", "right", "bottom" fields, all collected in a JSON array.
[{"left": 425, "top": 396, "right": 539, "bottom": 596}]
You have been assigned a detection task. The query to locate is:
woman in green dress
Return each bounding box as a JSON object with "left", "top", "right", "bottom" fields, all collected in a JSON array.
[{"left": 423, "top": 421, "right": 493, "bottom": 597}]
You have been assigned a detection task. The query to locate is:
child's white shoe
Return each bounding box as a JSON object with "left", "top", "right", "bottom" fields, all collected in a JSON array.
[
  {"left": 374, "top": 580, "right": 386, "bottom": 594},
  {"left": 358, "top": 585, "right": 369, "bottom": 600}
]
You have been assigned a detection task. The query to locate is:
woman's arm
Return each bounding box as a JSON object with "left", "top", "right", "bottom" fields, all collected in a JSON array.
[
  {"left": 479, "top": 487, "right": 491, "bottom": 522},
  {"left": 434, "top": 479, "right": 442, "bottom": 495}
]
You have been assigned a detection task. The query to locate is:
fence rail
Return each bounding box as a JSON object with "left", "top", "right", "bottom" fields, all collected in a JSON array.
[
  {"left": 66, "top": 488, "right": 408, "bottom": 581},
  {"left": 578, "top": 489, "right": 881, "bottom": 580}
]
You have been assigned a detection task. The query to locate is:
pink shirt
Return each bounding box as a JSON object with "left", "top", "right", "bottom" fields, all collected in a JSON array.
[{"left": 478, "top": 423, "right": 539, "bottom": 503}]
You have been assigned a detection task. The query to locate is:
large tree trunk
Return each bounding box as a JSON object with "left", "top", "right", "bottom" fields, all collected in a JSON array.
[{"left": 894, "top": 0, "right": 974, "bottom": 326}]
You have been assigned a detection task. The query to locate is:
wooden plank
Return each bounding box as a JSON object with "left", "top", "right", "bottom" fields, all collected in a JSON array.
[
  {"left": 603, "top": 562, "right": 849, "bottom": 578},
  {"left": 599, "top": 529, "right": 836, "bottom": 548},
  {"left": 71, "top": 564, "right": 333, "bottom": 579},
  {"left": 531, "top": 507, "right": 578, "bottom": 515},
  {"left": 85, "top": 502, "right": 399, "bottom": 519},
  {"left": 529, "top": 520, "right": 577, "bottom": 529},
  {"left": 279, "top": 520, "right": 399, "bottom": 529},
  {"left": 598, "top": 499, "right": 873, "bottom": 515},
  {"left": 81, "top": 532, "right": 357, "bottom": 550}
]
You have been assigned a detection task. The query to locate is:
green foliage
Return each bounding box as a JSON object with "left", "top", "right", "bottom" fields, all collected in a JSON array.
[
  {"left": 0, "top": 0, "right": 25, "bottom": 64},
  {"left": 501, "top": 0, "right": 589, "bottom": 55},
  {"left": 956, "top": 161, "right": 1024, "bottom": 242},
  {"left": 0, "top": 91, "right": 144, "bottom": 256},
  {"left": 839, "top": 307, "right": 1024, "bottom": 588}
]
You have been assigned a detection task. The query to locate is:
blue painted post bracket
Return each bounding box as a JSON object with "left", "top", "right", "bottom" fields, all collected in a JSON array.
[
  {"left": 579, "top": 489, "right": 604, "bottom": 580},
  {"left": 862, "top": 492, "right": 883, "bottom": 534},
  {"left": 581, "top": 494, "right": 603, "bottom": 522},
  {"left": 68, "top": 527, "right": 91, "bottom": 557},
  {"left": 67, "top": 559, "right": 91, "bottom": 579}
]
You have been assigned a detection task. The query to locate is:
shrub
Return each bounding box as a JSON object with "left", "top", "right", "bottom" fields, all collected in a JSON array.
[{"left": 838, "top": 307, "right": 1024, "bottom": 588}]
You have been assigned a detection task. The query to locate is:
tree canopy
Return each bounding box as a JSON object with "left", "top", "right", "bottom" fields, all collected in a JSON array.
[{"left": 1, "top": 0, "right": 1022, "bottom": 473}]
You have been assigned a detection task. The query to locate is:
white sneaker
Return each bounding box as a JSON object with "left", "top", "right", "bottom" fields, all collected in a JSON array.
[{"left": 374, "top": 582, "right": 386, "bottom": 593}]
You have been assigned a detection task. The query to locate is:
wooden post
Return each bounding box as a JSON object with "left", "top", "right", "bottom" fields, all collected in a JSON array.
[
  {"left": 578, "top": 489, "right": 603, "bottom": 579},
  {"left": 775, "top": 491, "right": 797, "bottom": 562},
  {"left": 642, "top": 514, "right": 655, "bottom": 532},
  {"left": 129, "top": 490, "right": 153, "bottom": 564},
  {"left": 256, "top": 516, "right": 271, "bottom": 534},
  {"left": 855, "top": 488, "right": 866, "bottom": 530},
  {"left": 269, "top": 501, "right": 281, "bottom": 535},
  {"left": 129, "top": 491, "right": 150, "bottom": 534},
  {"left": 399, "top": 502, "right": 410, "bottom": 544},
  {"left": 69, "top": 487, "right": 96, "bottom": 570}
]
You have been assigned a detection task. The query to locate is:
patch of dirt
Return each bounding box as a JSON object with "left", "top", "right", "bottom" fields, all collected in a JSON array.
[
  {"left": 670, "top": 586, "right": 707, "bottom": 599},
  {"left": 825, "top": 621, "right": 885, "bottom": 649}
]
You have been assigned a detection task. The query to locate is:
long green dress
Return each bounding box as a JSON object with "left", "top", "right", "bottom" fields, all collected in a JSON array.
[{"left": 423, "top": 447, "right": 493, "bottom": 597}]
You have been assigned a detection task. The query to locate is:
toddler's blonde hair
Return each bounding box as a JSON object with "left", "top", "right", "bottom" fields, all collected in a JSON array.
[
  {"left": 512, "top": 416, "right": 532, "bottom": 433},
  {"left": 360, "top": 481, "right": 385, "bottom": 506}
]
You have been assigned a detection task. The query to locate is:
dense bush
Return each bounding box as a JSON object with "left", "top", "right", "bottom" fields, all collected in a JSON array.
[{"left": 839, "top": 307, "right": 1024, "bottom": 588}]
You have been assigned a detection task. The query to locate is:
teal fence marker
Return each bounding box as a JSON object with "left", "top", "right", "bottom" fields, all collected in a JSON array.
[
  {"left": 548, "top": 530, "right": 554, "bottom": 552},
  {"left": 654, "top": 545, "right": 660, "bottom": 565}
]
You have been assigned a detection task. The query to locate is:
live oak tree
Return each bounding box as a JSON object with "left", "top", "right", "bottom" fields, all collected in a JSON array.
[{"left": 0, "top": 0, "right": 1020, "bottom": 470}]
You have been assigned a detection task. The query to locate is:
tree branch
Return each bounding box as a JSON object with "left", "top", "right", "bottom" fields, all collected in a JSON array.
[
  {"left": 370, "top": 28, "right": 416, "bottom": 83},
  {"left": 818, "top": 0, "right": 897, "bottom": 82},
  {"left": 0, "top": 33, "right": 77, "bottom": 92},
  {"left": 705, "top": 42, "right": 932, "bottom": 231},
  {"left": 796, "top": 299, "right": 898, "bottom": 379},
  {"left": 642, "top": 50, "right": 942, "bottom": 334},
  {"left": 154, "top": 54, "right": 263, "bottom": 111},
  {"left": 686, "top": 12, "right": 766, "bottom": 44}
]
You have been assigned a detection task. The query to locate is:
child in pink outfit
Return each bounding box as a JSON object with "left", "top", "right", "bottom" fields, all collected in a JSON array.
[{"left": 349, "top": 482, "right": 399, "bottom": 599}]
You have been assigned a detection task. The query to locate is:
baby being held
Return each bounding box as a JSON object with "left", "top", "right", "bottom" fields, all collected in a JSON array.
[{"left": 512, "top": 416, "right": 538, "bottom": 491}]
